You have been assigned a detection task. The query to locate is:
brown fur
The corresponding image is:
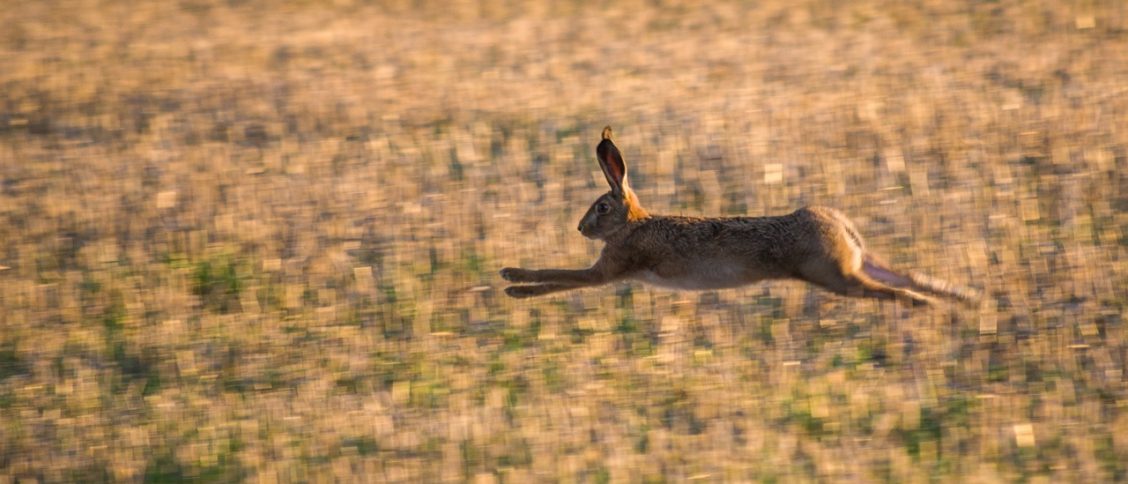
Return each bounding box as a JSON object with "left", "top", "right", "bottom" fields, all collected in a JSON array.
[{"left": 500, "top": 127, "right": 980, "bottom": 306}]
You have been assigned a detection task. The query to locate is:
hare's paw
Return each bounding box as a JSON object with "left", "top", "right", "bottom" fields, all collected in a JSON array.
[{"left": 500, "top": 267, "right": 534, "bottom": 282}]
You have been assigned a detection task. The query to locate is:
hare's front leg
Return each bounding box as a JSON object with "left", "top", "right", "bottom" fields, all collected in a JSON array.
[
  {"left": 500, "top": 259, "right": 625, "bottom": 298},
  {"left": 504, "top": 283, "right": 583, "bottom": 298},
  {"left": 499, "top": 267, "right": 605, "bottom": 285},
  {"left": 500, "top": 267, "right": 602, "bottom": 299}
]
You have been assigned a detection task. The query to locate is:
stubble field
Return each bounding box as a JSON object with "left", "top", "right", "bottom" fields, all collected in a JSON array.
[{"left": 2, "top": 0, "right": 1127, "bottom": 481}]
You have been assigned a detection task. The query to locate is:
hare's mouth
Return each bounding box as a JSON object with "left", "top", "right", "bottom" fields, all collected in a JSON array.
[{"left": 577, "top": 223, "right": 597, "bottom": 239}]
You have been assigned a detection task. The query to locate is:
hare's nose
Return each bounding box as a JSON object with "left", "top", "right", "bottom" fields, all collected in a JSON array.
[{"left": 577, "top": 223, "right": 584, "bottom": 232}]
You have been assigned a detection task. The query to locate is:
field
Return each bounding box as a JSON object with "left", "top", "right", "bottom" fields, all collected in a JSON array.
[{"left": 2, "top": 0, "right": 1127, "bottom": 481}]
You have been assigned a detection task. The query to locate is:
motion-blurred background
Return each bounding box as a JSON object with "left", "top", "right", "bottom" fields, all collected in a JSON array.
[{"left": 1, "top": 0, "right": 1126, "bottom": 481}]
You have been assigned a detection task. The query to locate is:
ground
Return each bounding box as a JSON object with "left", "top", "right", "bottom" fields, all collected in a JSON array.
[{"left": 1, "top": 0, "right": 1127, "bottom": 481}]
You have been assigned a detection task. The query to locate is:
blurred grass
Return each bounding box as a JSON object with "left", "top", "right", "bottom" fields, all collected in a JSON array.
[{"left": 1, "top": 0, "right": 1127, "bottom": 481}]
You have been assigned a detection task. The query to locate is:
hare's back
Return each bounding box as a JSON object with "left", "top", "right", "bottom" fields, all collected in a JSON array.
[
  {"left": 619, "top": 208, "right": 869, "bottom": 290},
  {"left": 626, "top": 214, "right": 816, "bottom": 287}
]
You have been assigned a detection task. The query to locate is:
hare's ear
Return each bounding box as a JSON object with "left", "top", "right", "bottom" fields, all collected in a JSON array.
[{"left": 596, "top": 126, "right": 627, "bottom": 196}]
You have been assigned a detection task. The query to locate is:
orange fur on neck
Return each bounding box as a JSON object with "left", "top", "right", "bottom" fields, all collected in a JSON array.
[{"left": 623, "top": 188, "right": 650, "bottom": 221}]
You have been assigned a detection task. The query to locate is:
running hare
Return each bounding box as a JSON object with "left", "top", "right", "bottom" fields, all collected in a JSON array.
[{"left": 500, "top": 127, "right": 979, "bottom": 306}]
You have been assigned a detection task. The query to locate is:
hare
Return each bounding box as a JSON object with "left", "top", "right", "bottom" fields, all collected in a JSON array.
[{"left": 500, "top": 127, "right": 979, "bottom": 306}]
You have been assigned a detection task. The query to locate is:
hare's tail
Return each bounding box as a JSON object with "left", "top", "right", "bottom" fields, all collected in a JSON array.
[{"left": 862, "top": 256, "right": 981, "bottom": 305}]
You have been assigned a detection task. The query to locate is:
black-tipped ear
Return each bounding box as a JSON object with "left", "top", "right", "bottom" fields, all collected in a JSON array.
[{"left": 596, "top": 126, "right": 626, "bottom": 196}]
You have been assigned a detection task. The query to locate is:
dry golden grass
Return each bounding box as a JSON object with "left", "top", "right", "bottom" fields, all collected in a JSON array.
[{"left": 1, "top": 0, "right": 1127, "bottom": 481}]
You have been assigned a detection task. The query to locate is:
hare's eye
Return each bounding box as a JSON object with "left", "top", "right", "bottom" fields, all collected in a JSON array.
[{"left": 597, "top": 202, "right": 610, "bottom": 214}]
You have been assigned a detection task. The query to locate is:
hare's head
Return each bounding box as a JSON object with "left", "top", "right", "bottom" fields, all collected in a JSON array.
[{"left": 577, "top": 127, "right": 649, "bottom": 240}]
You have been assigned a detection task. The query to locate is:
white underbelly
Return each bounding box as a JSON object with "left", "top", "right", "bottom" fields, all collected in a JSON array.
[{"left": 633, "top": 265, "right": 752, "bottom": 291}]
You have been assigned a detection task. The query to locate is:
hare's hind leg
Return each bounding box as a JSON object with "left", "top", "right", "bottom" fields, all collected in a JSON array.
[
  {"left": 796, "top": 209, "right": 935, "bottom": 306},
  {"left": 850, "top": 275, "right": 937, "bottom": 306},
  {"left": 796, "top": 253, "right": 935, "bottom": 306},
  {"left": 862, "top": 256, "right": 981, "bottom": 305},
  {"left": 856, "top": 257, "right": 936, "bottom": 305}
]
